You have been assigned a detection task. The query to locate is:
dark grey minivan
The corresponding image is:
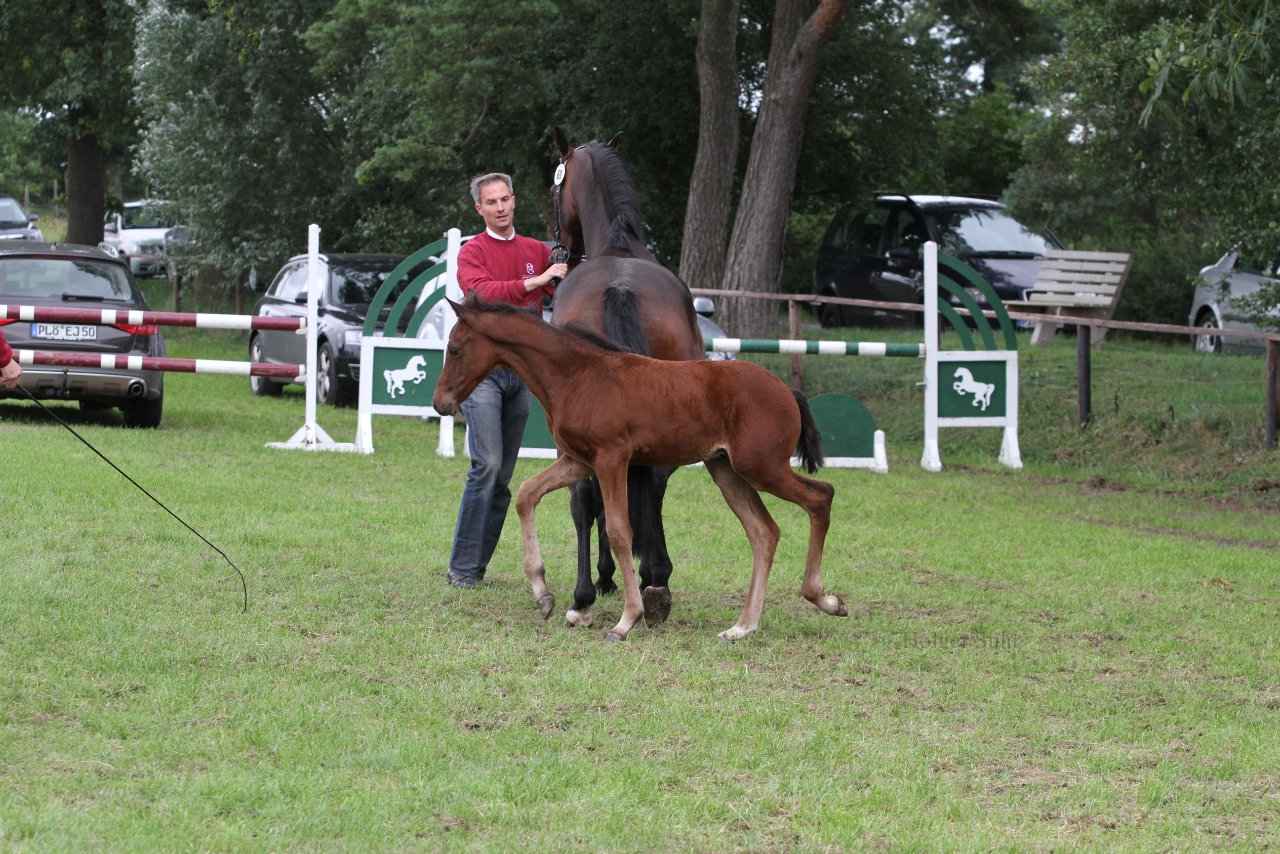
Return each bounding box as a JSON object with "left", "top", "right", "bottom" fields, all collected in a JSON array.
[{"left": 812, "top": 194, "right": 1062, "bottom": 326}]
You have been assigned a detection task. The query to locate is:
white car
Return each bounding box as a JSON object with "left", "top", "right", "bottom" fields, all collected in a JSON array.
[
  {"left": 1189, "top": 248, "right": 1280, "bottom": 354},
  {"left": 102, "top": 200, "right": 178, "bottom": 278}
]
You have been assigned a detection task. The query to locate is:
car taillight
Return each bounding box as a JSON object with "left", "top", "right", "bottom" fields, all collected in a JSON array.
[{"left": 112, "top": 323, "right": 159, "bottom": 335}]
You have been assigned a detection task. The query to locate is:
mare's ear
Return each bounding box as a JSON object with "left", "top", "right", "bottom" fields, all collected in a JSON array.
[
  {"left": 446, "top": 296, "right": 466, "bottom": 315},
  {"left": 605, "top": 132, "right": 622, "bottom": 150},
  {"left": 553, "top": 127, "right": 571, "bottom": 158}
]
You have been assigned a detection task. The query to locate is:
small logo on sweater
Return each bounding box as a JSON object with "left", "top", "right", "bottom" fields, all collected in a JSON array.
[{"left": 525, "top": 262, "right": 535, "bottom": 277}]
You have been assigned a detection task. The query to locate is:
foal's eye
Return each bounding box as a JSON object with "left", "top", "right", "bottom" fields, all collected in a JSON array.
[{"left": 448, "top": 347, "right": 459, "bottom": 356}]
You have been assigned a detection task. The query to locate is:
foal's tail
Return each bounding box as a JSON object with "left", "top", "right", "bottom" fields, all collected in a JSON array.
[{"left": 792, "top": 389, "right": 824, "bottom": 474}]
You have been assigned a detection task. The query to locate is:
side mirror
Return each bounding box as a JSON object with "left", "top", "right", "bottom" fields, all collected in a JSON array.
[
  {"left": 104, "top": 220, "right": 117, "bottom": 234},
  {"left": 28, "top": 214, "right": 39, "bottom": 224},
  {"left": 693, "top": 295, "right": 716, "bottom": 317}
]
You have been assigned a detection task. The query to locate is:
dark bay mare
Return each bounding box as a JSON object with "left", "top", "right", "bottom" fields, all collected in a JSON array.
[
  {"left": 433, "top": 295, "right": 847, "bottom": 642},
  {"left": 547, "top": 128, "right": 706, "bottom": 628}
]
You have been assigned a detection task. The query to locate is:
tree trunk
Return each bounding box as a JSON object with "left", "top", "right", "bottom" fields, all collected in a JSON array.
[
  {"left": 679, "top": 0, "right": 741, "bottom": 293},
  {"left": 64, "top": 106, "right": 107, "bottom": 247},
  {"left": 718, "top": 0, "right": 847, "bottom": 338}
]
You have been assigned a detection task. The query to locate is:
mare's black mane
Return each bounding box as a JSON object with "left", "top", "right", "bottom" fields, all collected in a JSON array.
[{"left": 585, "top": 141, "right": 645, "bottom": 253}]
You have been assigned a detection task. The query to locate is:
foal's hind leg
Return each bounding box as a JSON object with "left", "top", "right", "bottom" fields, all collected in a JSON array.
[
  {"left": 704, "top": 456, "right": 781, "bottom": 642},
  {"left": 750, "top": 466, "right": 845, "bottom": 620},
  {"left": 516, "top": 456, "right": 594, "bottom": 620}
]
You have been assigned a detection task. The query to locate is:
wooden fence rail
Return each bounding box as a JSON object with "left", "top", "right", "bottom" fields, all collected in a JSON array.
[{"left": 690, "top": 288, "right": 1280, "bottom": 451}]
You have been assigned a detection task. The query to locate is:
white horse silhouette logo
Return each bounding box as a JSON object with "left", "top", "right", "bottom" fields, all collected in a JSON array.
[
  {"left": 952, "top": 367, "right": 995, "bottom": 411},
  {"left": 384, "top": 354, "right": 428, "bottom": 398}
]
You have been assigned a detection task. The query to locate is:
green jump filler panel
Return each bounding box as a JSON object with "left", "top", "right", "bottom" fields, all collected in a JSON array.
[{"left": 921, "top": 241, "right": 1022, "bottom": 472}]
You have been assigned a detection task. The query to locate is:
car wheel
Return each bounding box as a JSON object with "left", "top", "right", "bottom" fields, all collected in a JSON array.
[
  {"left": 1193, "top": 312, "right": 1223, "bottom": 354},
  {"left": 315, "top": 341, "right": 353, "bottom": 406},
  {"left": 122, "top": 396, "right": 163, "bottom": 429},
  {"left": 818, "top": 299, "right": 847, "bottom": 329},
  {"left": 249, "top": 334, "right": 283, "bottom": 396}
]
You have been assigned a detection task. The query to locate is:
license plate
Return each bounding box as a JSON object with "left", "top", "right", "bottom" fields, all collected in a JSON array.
[{"left": 31, "top": 323, "right": 98, "bottom": 342}]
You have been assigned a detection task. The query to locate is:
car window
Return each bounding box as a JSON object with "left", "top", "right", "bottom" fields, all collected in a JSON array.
[
  {"left": 0, "top": 258, "right": 137, "bottom": 300},
  {"left": 122, "top": 205, "right": 177, "bottom": 230},
  {"left": 884, "top": 209, "right": 924, "bottom": 255},
  {"left": 0, "top": 198, "right": 28, "bottom": 227},
  {"left": 821, "top": 207, "right": 856, "bottom": 252},
  {"left": 269, "top": 263, "right": 307, "bottom": 302},
  {"left": 924, "top": 206, "right": 1052, "bottom": 255},
  {"left": 850, "top": 207, "right": 893, "bottom": 257},
  {"left": 332, "top": 265, "right": 400, "bottom": 308}
]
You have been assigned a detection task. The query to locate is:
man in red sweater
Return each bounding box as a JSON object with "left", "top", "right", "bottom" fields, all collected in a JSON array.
[
  {"left": 446, "top": 172, "right": 567, "bottom": 588},
  {"left": 0, "top": 329, "right": 22, "bottom": 388}
]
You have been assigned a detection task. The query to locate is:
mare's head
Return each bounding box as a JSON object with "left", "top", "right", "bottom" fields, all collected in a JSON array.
[
  {"left": 432, "top": 295, "right": 525, "bottom": 416},
  {"left": 551, "top": 127, "right": 646, "bottom": 262}
]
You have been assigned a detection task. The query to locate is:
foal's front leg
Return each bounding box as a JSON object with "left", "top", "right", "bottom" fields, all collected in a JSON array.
[
  {"left": 516, "top": 455, "right": 594, "bottom": 619},
  {"left": 596, "top": 462, "right": 645, "bottom": 642}
]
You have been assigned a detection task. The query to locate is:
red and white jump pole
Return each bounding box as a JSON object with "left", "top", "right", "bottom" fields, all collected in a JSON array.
[
  {"left": 16, "top": 350, "right": 302, "bottom": 379},
  {"left": 1, "top": 305, "right": 305, "bottom": 332}
]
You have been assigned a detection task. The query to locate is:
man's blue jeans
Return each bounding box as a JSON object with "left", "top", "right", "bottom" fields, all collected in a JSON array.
[{"left": 448, "top": 367, "right": 530, "bottom": 583}]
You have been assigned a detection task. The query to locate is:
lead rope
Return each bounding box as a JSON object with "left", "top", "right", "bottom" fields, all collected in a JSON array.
[{"left": 18, "top": 385, "right": 248, "bottom": 613}]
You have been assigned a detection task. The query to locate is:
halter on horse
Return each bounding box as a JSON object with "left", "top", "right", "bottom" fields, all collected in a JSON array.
[{"left": 433, "top": 296, "right": 846, "bottom": 642}]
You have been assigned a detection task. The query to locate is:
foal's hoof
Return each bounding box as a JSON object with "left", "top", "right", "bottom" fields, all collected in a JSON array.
[
  {"left": 641, "top": 586, "right": 672, "bottom": 626},
  {"left": 537, "top": 594, "right": 555, "bottom": 620},
  {"left": 604, "top": 631, "right": 626, "bottom": 644},
  {"left": 594, "top": 579, "right": 618, "bottom": 596}
]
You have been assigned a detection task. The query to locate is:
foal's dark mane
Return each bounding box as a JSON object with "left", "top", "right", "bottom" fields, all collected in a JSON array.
[{"left": 582, "top": 141, "right": 645, "bottom": 254}]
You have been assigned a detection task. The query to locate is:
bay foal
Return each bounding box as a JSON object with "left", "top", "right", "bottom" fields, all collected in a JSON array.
[{"left": 433, "top": 295, "right": 846, "bottom": 642}]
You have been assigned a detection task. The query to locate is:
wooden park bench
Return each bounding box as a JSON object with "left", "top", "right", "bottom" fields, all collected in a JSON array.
[{"left": 1019, "top": 250, "right": 1132, "bottom": 346}]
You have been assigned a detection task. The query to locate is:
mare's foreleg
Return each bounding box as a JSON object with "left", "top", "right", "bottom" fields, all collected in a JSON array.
[
  {"left": 639, "top": 465, "right": 676, "bottom": 627},
  {"left": 704, "top": 455, "right": 780, "bottom": 642},
  {"left": 568, "top": 478, "right": 604, "bottom": 628},
  {"left": 516, "top": 456, "right": 594, "bottom": 620}
]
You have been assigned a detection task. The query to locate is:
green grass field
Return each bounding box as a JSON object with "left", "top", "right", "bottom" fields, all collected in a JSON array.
[{"left": 1, "top": 290, "right": 1277, "bottom": 849}]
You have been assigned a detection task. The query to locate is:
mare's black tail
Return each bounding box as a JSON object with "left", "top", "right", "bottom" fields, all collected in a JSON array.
[
  {"left": 602, "top": 283, "right": 651, "bottom": 356},
  {"left": 601, "top": 283, "right": 661, "bottom": 569},
  {"left": 792, "top": 388, "right": 824, "bottom": 474}
]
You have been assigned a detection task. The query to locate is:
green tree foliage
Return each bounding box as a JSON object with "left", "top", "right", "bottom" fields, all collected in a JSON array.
[
  {"left": 1143, "top": 0, "right": 1280, "bottom": 329},
  {"left": 0, "top": 0, "right": 140, "bottom": 242},
  {"left": 1005, "top": 0, "right": 1216, "bottom": 326},
  {"left": 136, "top": 0, "right": 351, "bottom": 273}
]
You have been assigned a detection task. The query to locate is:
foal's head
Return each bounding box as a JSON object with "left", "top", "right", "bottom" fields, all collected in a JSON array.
[{"left": 431, "top": 295, "right": 513, "bottom": 416}]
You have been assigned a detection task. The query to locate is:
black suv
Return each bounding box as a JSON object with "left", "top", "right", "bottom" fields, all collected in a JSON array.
[
  {"left": 812, "top": 194, "right": 1062, "bottom": 326},
  {"left": 249, "top": 253, "right": 426, "bottom": 406}
]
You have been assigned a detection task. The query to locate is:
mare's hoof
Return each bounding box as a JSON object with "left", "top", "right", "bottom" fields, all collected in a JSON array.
[
  {"left": 833, "top": 600, "right": 849, "bottom": 617},
  {"left": 564, "top": 609, "right": 594, "bottom": 628},
  {"left": 641, "top": 586, "right": 672, "bottom": 626},
  {"left": 537, "top": 594, "right": 555, "bottom": 620},
  {"left": 604, "top": 632, "right": 626, "bottom": 644}
]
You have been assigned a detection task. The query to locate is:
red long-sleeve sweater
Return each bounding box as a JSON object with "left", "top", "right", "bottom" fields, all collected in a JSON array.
[
  {"left": 456, "top": 231, "right": 554, "bottom": 309},
  {"left": 0, "top": 329, "right": 12, "bottom": 367}
]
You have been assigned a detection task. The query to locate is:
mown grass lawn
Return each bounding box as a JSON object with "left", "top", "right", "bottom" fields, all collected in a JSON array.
[{"left": 1, "top": 320, "right": 1277, "bottom": 850}]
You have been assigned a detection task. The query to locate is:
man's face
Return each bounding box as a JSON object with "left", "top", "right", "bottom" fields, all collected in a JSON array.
[{"left": 476, "top": 180, "right": 515, "bottom": 236}]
